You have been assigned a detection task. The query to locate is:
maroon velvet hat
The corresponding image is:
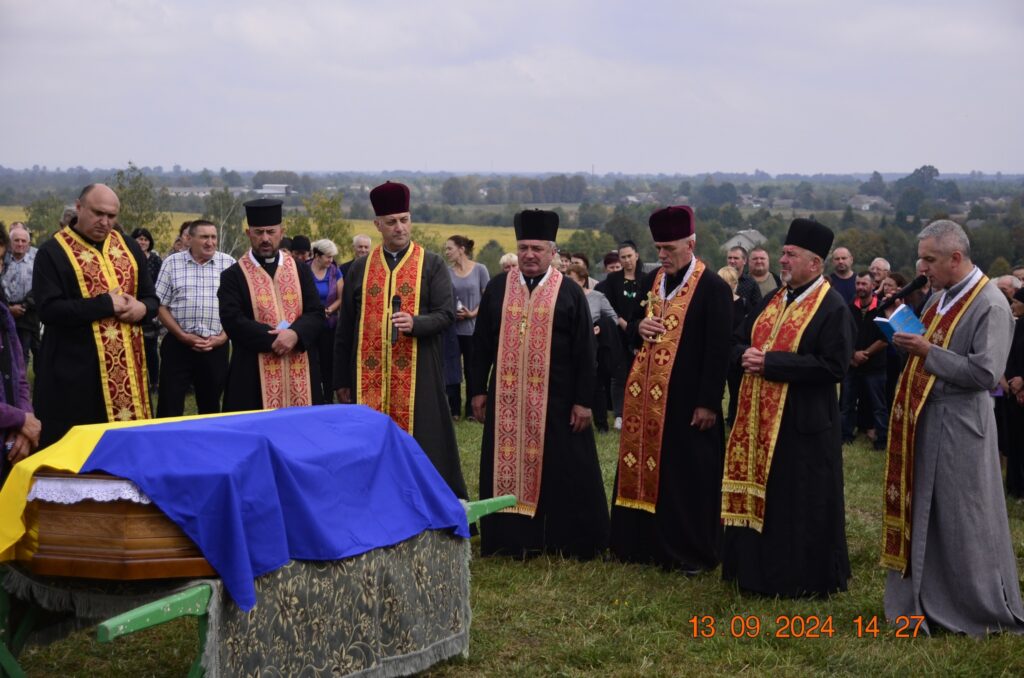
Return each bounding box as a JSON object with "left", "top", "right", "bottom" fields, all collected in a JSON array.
[
  {"left": 370, "top": 181, "right": 411, "bottom": 217},
  {"left": 648, "top": 205, "right": 695, "bottom": 241}
]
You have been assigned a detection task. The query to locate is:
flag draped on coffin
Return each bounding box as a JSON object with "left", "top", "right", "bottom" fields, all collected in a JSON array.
[{"left": 0, "top": 405, "right": 469, "bottom": 610}]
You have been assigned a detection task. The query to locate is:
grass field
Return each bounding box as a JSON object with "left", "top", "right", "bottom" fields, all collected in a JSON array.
[{"left": 14, "top": 411, "right": 1024, "bottom": 676}]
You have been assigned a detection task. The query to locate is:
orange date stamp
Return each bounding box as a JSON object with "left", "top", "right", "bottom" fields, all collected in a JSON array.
[{"left": 687, "top": 614, "right": 925, "bottom": 638}]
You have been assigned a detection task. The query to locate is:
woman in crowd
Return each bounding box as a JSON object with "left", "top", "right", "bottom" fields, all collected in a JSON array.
[
  {"left": 309, "top": 239, "right": 343, "bottom": 404},
  {"left": 444, "top": 235, "right": 489, "bottom": 420},
  {"left": 566, "top": 263, "right": 623, "bottom": 432},
  {"left": 499, "top": 253, "right": 518, "bottom": 273},
  {"left": 131, "top": 227, "right": 163, "bottom": 394}
]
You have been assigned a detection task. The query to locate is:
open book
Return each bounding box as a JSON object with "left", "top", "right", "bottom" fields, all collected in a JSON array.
[{"left": 873, "top": 304, "right": 926, "bottom": 342}]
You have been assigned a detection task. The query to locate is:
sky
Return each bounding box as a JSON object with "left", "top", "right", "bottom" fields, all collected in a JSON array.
[{"left": 1, "top": 0, "right": 1022, "bottom": 175}]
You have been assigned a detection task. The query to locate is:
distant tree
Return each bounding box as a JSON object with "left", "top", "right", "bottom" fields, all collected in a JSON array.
[
  {"left": 756, "top": 185, "right": 774, "bottom": 199},
  {"left": 840, "top": 205, "right": 857, "bottom": 229},
  {"left": 25, "top": 193, "right": 67, "bottom": 239},
  {"left": 477, "top": 239, "right": 505, "bottom": 276},
  {"left": 895, "top": 187, "right": 925, "bottom": 216},
  {"left": 566, "top": 175, "right": 588, "bottom": 202},
  {"left": 718, "top": 204, "right": 744, "bottom": 230},
  {"left": 219, "top": 168, "right": 244, "bottom": 187},
  {"left": 577, "top": 201, "right": 609, "bottom": 230},
  {"left": 111, "top": 162, "right": 172, "bottom": 243},
  {"left": 987, "top": 256, "right": 1012, "bottom": 277},
  {"left": 349, "top": 201, "right": 372, "bottom": 220},
  {"left": 967, "top": 202, "right": 988, "bottom": 220},
  {"left": 440, "top": 177, "right": 467, "bottom": 205},
  {"left": 412, "top": 223, "right": 445, "bottom": 254},
  {"left": 793, "top": 181, "right": 814, "bottom": 208},
  {"left": 541, "top": 175, "right": 569, "bottom": 203},
  {"left": 196, "top": 168, "right": 214, "bottom": 187},
  {"left": 202, "top": 188, "right": 247, "bottom": 257},
  {"left": 562, "top": 229, "right": 617, "bottom": 273},
  {"left": 677, "top": 180, "right": 692, "bottom": 197},
  {"left": 859, "top": 171, "right": 886, "bottom": 197},
  {"left": 302, "top": 191, "right": 352, "bottom": 255}
]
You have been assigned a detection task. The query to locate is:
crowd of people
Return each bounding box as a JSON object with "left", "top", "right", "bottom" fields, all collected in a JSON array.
[{"left": 2, "top": 180, "right": 1024, "bottom": 637}]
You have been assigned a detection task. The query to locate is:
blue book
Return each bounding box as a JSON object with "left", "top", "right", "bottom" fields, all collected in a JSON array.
[{"left": 873, "top": 304, "right": 926, "bottom": 342}]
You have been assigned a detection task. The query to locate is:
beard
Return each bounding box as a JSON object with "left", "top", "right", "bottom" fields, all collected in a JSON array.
[{"left": 780, "top": 271, "right": 792, "bottom": 285}]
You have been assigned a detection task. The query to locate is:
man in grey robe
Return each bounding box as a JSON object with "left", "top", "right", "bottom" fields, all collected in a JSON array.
[{"left": 884, "top": 219, "right": 1024, "bottom": 636}]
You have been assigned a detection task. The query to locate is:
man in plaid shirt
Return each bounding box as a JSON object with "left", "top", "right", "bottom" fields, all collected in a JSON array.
[{"left": 154, "top": 220, "right": 236, "bottom": 416}]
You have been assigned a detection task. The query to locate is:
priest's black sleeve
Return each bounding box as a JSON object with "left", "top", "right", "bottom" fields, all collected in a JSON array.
[
  {"left": 469, "top": 275, "right": 502, "bottom": 398},
  {"left": 410, "top": 255, "right": 455, "bottom": 339},
  {"left": 33, "top": 242, "right": 115, "bottom": 326},
  {"left": 566, "top": 283, "right": 597, "bottom": 408},
  {"left": 124, "top": 236, "right": 159, "bottom": 322},
  {"left": 218, "top": 266, "right": 276, "bottom": 354},
  {"left": 333, "top": 258, "right": 362, "bottom": 390},
  {"left": 695, "top": 275, "right": 734, "bottom": 410}
]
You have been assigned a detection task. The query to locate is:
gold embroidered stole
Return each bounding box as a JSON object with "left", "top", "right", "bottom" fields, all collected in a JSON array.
[
  {"left": 721, "top": 280, "right": 831, "bottom": 531},
  {"left": 493, "top": 268, "right": 563, "bottom": 517},
  {"left": 54, "top": 227, "right": 151, "bottom": 422},
  {"left": 880, "top": 275, "right": 988, "bottom": 573},
  {"left": 615, "top": 260, "right": 706, "bottom": 512},
  {"left": 355, "top": 244, "right": 424, "bottom": 432},
  {"left": 239, "top": 253, "right": 312, "bottom": 409}
]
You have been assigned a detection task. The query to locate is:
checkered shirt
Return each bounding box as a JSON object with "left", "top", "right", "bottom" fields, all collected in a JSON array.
[{"left": 155, "top": 250, "right": 236, "bottom": 337}]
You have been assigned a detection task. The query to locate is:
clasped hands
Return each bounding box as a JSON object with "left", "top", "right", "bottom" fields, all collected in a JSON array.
[
  {"left": 108, "top": 290, "right": 147, "bottom": 324},
  {"left": 6, "top": 411, "right": 41, "bottom": 466}
]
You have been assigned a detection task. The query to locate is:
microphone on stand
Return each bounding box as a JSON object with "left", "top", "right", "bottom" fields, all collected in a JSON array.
[
  {"left": 391, "top": 295, "right": 402, "bottom": 345},
  {"left": 876, "top": 275, "right": 927, "bottom": 314}
]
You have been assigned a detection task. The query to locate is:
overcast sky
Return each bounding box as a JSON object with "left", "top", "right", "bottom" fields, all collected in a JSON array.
[{"left": 2, "top": 0, "right": 1021, "bottom": 175}]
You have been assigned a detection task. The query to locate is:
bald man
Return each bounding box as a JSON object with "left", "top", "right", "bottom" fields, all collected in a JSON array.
[{"left": 33, "top": 184, "right": 159, "bottom": 447}]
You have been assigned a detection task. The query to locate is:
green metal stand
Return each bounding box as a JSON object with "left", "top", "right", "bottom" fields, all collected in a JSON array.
[
  {"left": 465, "top": 495, "right": 516, "bottom": 523},
  {"left": 96, "top": 584, "right": 211, "bottom": 678},
  {"left": 0, "top": 587, "right": 28, "bottom": 678}
]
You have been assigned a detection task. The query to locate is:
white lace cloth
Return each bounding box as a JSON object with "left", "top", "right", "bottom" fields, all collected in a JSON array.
[{"left": 26, "top": 476, "right": 152, "bottom": 505}]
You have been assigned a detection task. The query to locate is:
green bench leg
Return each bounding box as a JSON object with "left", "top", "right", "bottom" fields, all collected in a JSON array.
[
  {"left": 465, "top": 495, "right": 517, "bottom": 523},
  {"left": 97, "top": 584, "right": 212, "bottom": 678},
  {"left": 1, "top": 587, "right": 29, "bottom": 678}
]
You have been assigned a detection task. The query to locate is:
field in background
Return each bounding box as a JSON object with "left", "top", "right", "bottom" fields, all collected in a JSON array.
[{"left": 0, "top": 207, "right": 578, "bottom": 256}]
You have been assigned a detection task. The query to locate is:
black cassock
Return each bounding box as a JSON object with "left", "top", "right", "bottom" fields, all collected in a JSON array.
[
  {"left": 470, "top": 271, "right": 609, "bottom": 559},
  {"left": 609, "top": 264, "right": 733, "bottom": 571},
  {"left": 218, "top": 253, "right": 324, "bottom": 412},
  {"left": 333, "top": 249, "right": 468, "bottom": 500},
  {"left": 34, "top": 233, "right": 158, "bottom": 448},
  {"left": 721, "top": 283, "right": 855, "bottom": 597}
]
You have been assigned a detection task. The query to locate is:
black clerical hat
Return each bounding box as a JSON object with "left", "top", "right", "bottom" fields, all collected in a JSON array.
[
  {"left": 514, "top": 210, "right": 559, "bottom": 241},
  {"left": 648, "top": 206, "right": 695, "bottom": 241},
  {"left": 244, "top": 199, "right": 283, "bottom": 227},
  {"left": 370, "top": 181, "right": 410, "bottom": 216},
  {"left": 785, "top": 218, "right": 834, "bottom": 259}
]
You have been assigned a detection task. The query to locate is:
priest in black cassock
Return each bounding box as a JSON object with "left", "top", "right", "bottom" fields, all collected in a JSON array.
[
  {"left": 470, "top": 210, "right": 609, "bottom": 559},
  {"left": 218, "top": 199, "right": 324, "bottom": 411},
  {"left": 609, "top": 205, "right": 732, "bottom": 573},
  {"left": 34, "top": 183, "right": 158, "bottom": 448},
  {"left": 721, "top": 218, "right": 854, "bottom": 597},
  {"left": 333, "top": 181, "right": 467, "bottom": 500}
]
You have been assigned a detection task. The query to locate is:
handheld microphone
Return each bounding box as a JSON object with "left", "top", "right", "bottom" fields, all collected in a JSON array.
[
  {"left": 876, "top": 275, "right": 927, "bottom": 314},
  {"left": 391, "top": 295, "right": 402, "bottom": 345}
]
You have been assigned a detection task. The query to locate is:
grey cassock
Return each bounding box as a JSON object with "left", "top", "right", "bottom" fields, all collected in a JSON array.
[{"left": 884, "top": 278, "right": 1024, "bottom": 636}]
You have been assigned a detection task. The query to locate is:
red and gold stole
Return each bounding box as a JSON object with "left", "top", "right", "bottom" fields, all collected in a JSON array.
[
  {"left": 493, "top": 268, "right": 563, "bottom": 517},
  {"left": 239, "top": 252, "right": 312, "bottom": 409},
  {"left": 615, "top": 260, "right": 706, "bottom": 512},
  {"left": 721, "top": 279, "right": 831, "bottom": 531},
  {"left": 880, "top": 274, "right": 988, "bottom": 573},
  {"left": 54, "top": 227, "right": 150, "bottom": 422},
  {"left": 355, "top": 244, "right": 424, "bottom": 432}
]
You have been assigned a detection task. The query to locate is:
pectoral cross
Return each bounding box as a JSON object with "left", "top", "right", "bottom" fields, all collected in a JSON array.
[
  {"left": 644, "top": 290, "right": 663, "bottom": 342},
  {"left": 520, "top": 317, "right": 527, "bottom": 336}
]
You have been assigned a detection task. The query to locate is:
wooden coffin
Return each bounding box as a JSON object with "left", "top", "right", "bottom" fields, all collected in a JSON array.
[{"left": 26, "top": 470, "right": 216, "bottom": 580}]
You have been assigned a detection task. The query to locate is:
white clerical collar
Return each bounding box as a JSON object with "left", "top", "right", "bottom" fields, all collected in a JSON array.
[
  {"left": 937, "top": 266, "right": 981, "bottom": 315},
  {"left": 658, "top": 258, "right": 698, "bottom": 301},
  {"left": 788, "top": 275, "right": 825, "bottom": 305},
  {"left": 519, "top": 266, "right": 553, "bottom": 287},
  {"left": 248, "top": 250, "right": 282, "bottom": 266}
]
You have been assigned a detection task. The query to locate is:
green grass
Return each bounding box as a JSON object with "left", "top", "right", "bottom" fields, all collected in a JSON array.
[{"left": 14, "top": 413, "right": 1024, "bottom": 677}]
